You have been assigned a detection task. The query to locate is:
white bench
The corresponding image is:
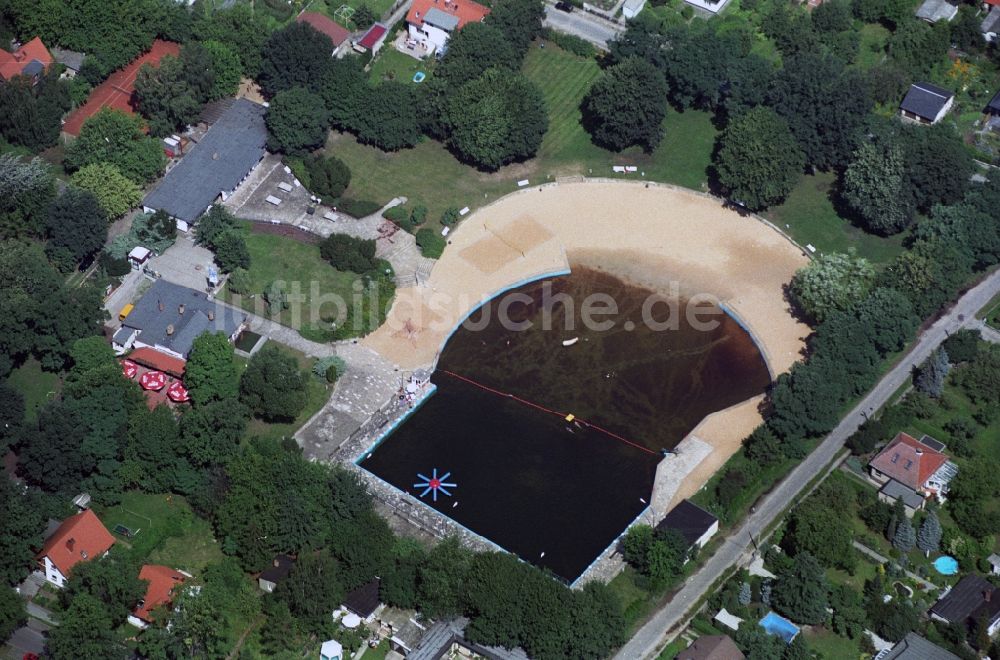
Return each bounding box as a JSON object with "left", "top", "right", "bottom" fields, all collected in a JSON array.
[
  {"left": 517, "top": 179, "right": 529, "bottom": 187},
  {"left": 324, "top": 211, "right": 338, "bottom": 221},
  {"left": 459, "top": 207, "right": 470, "bottom": 216},
  {"left": 441, "top": 226, "right": 450, "bottom": 237},
  {"left": 265, "top": 195, "right": 282, "bottom": 206},
  {"left": 625, "top": 166, "right": 638, "bottom": 173},
  {"left": 612, "top": 166, "right": 626, "bottom": 173},
  {"left": 277, "top": 182, "right": 293, "bottom": 193}
]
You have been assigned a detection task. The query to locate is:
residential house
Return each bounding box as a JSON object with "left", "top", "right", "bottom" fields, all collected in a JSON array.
[
  {"left": 681, "top": 0, "right": 733, "bottom": 15},
  {"left": 655, "top": 499, "right": 720, "bottom": 554},
  {"left": 0, "top": 37, "right": 53, "bottom": 82},
  {"left": 988, "top": 553, "right": 1000, "bottom": 576},
  {"left": 987, "top": 89, "right": 1000, "bottom": 117},
  {"left": 36, "top": 510, "right": 115, "bottom": 588},
  {"left": 880, "top": 632, "right": 960, "bottom": 659},
  {"left": 406, "top": 0, "right": 490, "bottom": 54},
  {"left": 983, "top": 6, "right": 1000, "bottom": 43},
  {"left": 930, "top": 575, "right": 1000, "bottom": 640},
  {"left": 342, "top": 578, "right": 382, "bottom": 623},
  {"left": 622, "top": 0, "right": 648, "bottom": 19},
  {"left": 128, "top": 564, "right": 186, "bottom": 629},
  {"left": 141, "top": 98, "right": 267, "bottom": 231},
  {"left": 62, "top": 40, "right": 180, "bottom": 137},
  {"left": 258, "top": 554, "right": 295, "bottom": 593},
  {"left": 49, "top": 47, "right": 84, "bottom": 78},
  {"left": 296, "top": 12, "right": 352, "bottom": 55},
  {"left": 869, "top": 432, "right": 957, "bottom": 515},
  {"left": 355, "top": 23, "right": 390, "bottom": 55},
  {"left": 407, "top": 617, "right": 529, "bottom": 660},
  {"left": 916, "top": 0, "right": 958, "bottom": 23},
  {"left": 111, "top": 279, "right": 246, "bottom": 360},
  {"left": 676, "top": 634, "right": 745, "bottom": 660},
  {"left": 899, "top": 82, "right": 955, "bottom": 124}
]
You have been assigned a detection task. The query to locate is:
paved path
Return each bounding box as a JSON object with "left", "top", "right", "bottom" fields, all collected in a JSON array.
[
  {"left": 615, "top": 268, "right": 1000, "bottom": 659},
  {"left": 975, "top": 319, "right": 1000, "bottom": 344},
  {"left": 25, "top": 601, "right": 58, "bottom": 626},
  {"left": 213, "top": 298, "right": 337, "bottom": 358},
  {"left": 851, "top": 541, "right": 938, "bottom": 591},
  {"left": 543, "top": 3, "right": 623, "bottom": 49}
]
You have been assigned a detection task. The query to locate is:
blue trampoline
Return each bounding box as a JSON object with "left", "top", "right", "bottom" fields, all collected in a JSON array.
[{"left": 759, "top": 611, "right": 800, "bottom": 644}]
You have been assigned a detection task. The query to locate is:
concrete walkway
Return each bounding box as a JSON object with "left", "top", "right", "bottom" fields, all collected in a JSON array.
[
  {"left": 851, "top": 541, "right": 938, "bottom": 591},
  {"left": 213, "top": 298, "right": 337, "bottom": 358},
  {"left": 975, "top": 319, "right": 1000, "bottom": 344},
  {"left": 615, "top": 267, "right": 1000, "bottom": 659}
]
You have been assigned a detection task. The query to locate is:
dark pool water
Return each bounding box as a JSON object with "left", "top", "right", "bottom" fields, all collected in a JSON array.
[{"left": 361, "top": 268, "right": 770, "bottom": 581}]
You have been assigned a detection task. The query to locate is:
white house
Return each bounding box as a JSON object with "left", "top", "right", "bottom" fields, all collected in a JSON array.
[
  {"left": 406, "top": 0, "right": 490, "bottom": 54},
  {"left": 36, "top": 510, "right": 115, "bottom": 588}
]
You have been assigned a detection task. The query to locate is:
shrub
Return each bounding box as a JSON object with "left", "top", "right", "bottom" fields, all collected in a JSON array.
[
  {"left": 337, "top": 198, "right": 382, "bottom": 218},
  {"left": 542, "top": 30, "right": 595, "bottom": 58},
  {"left": 319, "top": 234, "right": 377, "bottom": 273},
  {"left": 681, "top": 5, "right": 694, "bottom": 19},
  {"left": 409, "top": 205, "right": 428, "bottom": 226},
  {"left": 228, "top": 268, "right": 253, "bottom": 295},
  {"left": 305, "top": 154, "right": 351, "bottom": 199},
  {"left": 441, "top": 207, "right": 460, "bottom": 226},
  {"left": 99, "top": 251, "right": 130, "bottom": 277},
  {"left": 383, "top": 206, "right": 408, "bottom": 223},
  {"left": 313, "top": 355, "right": 347, "bottom": 382},
  {"left": 416, "top": 228, "right": 445, "bottom": 259}
]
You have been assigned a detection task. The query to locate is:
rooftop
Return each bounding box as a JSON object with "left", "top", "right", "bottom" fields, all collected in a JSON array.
[
  {"left": 122, "top": 279, "right": 243, "bottom": 358},
  {"left": 358, "top": 23, "right": 389, "bottom": 50},
  {"left": 930, "top": 574, "right": 1000, "bottom": 624},
  {"left": 134, "top": 565, "right": 185, "bottom": 622},
  {"left": 62, "top": 40, "right": 180, "bottom": 136},
  {"left": 259, "top": 554, "right": 295, "bottom": 584},
  {"left": 142, "top": 98, "right": 267, "bottom": 224},
  {"left": 900, "top": 82, "right": 954, "bottom": 122},
  {"left": 50, "top": 47, "right": 84, "bottom": 72},
  {"left": 343, "top": 577, "right": 381, "bottom": 618},
  {"left": 983, "top": 6, "right": 1000, "bottom": 33},
  {"left": 915, "top": 0, "right": 958, "bottom": 23},
  {"left": 882, "top": 632, "right": 960, "bottom": 660},
  {"left": 869, "top": 432, "right": 948, "bottom": 491},
  {"left": 676, "top": 634, "right": 745, "bottom": 660},
  {"left": 655, "top": 499, "right": 719, "bottom": 547},
  {"left": 988, "top": 89, "right": 1000, "bottom": 114},
  {"left": 37, "top": 509, "right": 115, "bottom": 577},
  {"left": 407, "top": 0, "right": 490, "bottom": 31},
  {"left": 879, "top": 479, "right": 926, "bottom": 510},
  {"left": 296, "top": 11, "right": 352, "bottom": 47},
  {"left": 127, "top": 346, "right": 186, "bottom": 378},
  {"left": 0, "top": 37, "right": 53, "bottom": 81}
]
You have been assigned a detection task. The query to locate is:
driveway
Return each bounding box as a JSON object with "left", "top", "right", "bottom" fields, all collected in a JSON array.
[
  {"left": 616, "top": 267, "right": 1000, "bottom": 659},
  {"left": 4, "top": 620, "right": 48, "bottom": 659},
  {"left": 543, "top": 4, "right": 624, "bottom": 49},
  {"left": 147, "top": 235, "right": 219, "bottom": 292}
]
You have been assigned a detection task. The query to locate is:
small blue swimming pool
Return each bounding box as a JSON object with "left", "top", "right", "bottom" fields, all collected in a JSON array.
[
  {"left": 934, "top": 555, "right": 959, "bottom": 575},
  {"left": 759, "top": 611, "right": 800, "bottom": 644},
  {"left": 413, "top": 71, "right": 426, "bottom": 83}
]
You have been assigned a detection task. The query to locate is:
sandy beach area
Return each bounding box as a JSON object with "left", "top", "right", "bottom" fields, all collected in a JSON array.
[{"left": 363, "top": 180, "right": 810, "bottom": 516}]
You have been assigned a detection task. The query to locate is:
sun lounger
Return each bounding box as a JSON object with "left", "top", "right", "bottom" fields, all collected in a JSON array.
[
  {"left": 265, "top": 195, "right": 282, "bottom": 206},
  {"left": 277, "top": 182, "right": 293, "bottom": 192}
]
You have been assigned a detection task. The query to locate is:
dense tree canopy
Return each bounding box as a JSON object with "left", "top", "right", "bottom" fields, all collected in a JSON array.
[
  {"left": 485, "top": 0, "right": 545, "bottom": 55},
  {"left": 266, "top": 87, "right": 330, "bottom": 156},
  {"left": 0, "top": 155, "right": 55, "bottom": 240},
  {"left": 842, "top": 140, "right": 912, "bottom": 234},
  {"left": 258, "top": 22, "right": 334, "bottom": 97},
  {"left": 351, "top": 82, "right": 421, "bottom": 152},
  {"left": 239, "top": 345, "right": 309, "bottom": 422},
  {"left": 715, "top": 106, "right": 804, "bottom": 211},
  {"left": 191, "top": 5, "right": 269, "bottom": 77},
  {"left": 772, "top": 552, "right": 829, "bottom": 624},
  {"left": 0, "top": 69, "right": 71, "bottom": 151},
  {"left": 45, "top": 186, "right": 108, "bottom": 268},
  {"left": 446, "top": 69, "right": 548, "bottom": 170},
  {"left": 64, "top": 109, "right": 166, "bottom": 184},
  {"left": 435, "top": 22, "right": 521, "bottom": 87},
  {"left": 185, "top": 333, "right": 240, "bottom": 407},
  {"left": 581, "top": 58, "right": 668, "bottom": 152},
  {"left": 70, "top": 163, "right": 141, "bottom": 220},
  {"left": 790, "top": 250, "right": 876, "bottom": 323}
]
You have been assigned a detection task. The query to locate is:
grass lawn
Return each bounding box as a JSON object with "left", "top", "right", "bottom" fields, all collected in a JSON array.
[
  {"left": 657, "top": 637, "right": 691, "bottom": 659},
  {"left": 763, "top": 172, "right": 906, "bottom": 264},
  {"left": 148, "top": 513, "right": 224, "bottom": 574},
  {"left": 360, "top": 639, "right": 391, "bottom": 660},
  {"left": 804, "top": 626, "right": 864, "bottom": 659},
  {"left": 856, "top": 23, "right": 890, "bottom": 71},
  {"left": 241, "top": 343, "right": 331, "bottom": 442},
  {"left": 94, "top": 492, "right": 217, "bottom": 565},
  {"left": 369, "top": 47, "right": 433, "bottom": 85},
  {"left": 220, "top": 224, "right": 394, "bottom": 341},
  {"left": 608, "top": 567, "right": 660, "bottom": 630},
  {"left": 7, "top": 359, "right": 61, "bottom": 423},
  {"left": 311, "top": 0, "right": 396, "bottom": 25}
]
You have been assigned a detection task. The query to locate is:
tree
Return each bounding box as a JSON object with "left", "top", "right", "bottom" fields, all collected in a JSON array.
[
  {"left": 134, "top": 54, "right": 202, "bottom": 136},
  {"left": 435, "top": 22, "right": 520, "bottom": 87},
  {"left": 715, "top": 106, "right": 804, "bottom": 211},
  {"left": 352, "top": 4, "right": 376, "bottom": 29},
  {"left": 202, "top": 40, "right": 241, "bottom": 100},
  {"left": 320, "top": 234, "right": 378, "bottom": 273},
  {"left": 46, "top": 187, "right": 108, "bottom": 267},
  {"left": 64, "top": 108, "right": 166, "bottom": 184},
  {"left": 743, "top": 424, "right": 784, "bottom": 466},
  {"left": 0, "top": 585, "right": 25, "bottom": 642},
  {"left": 485, "top": 0, "right": 545, "bottom": 55},
  {"left": 212, "top": 230, "right": 251, "bottom": 273},
  {"left": 739, "top": 581, "right": 752, "bottom": 606},
  {"left": 275, "top": 550, "right": 345, "bottom": 633},
  {"left": 446, "top": 69, "right": 548, "bottom": 170},
  {"left": 418, "top": 536, "right": 471, "bottom": 618},
  {"left": 771, "top": 552, "right": 829, "bottom": 624},
  {"left": 258, "top": 22, "right": 334, "bottom": 97},
  {"left": 0, "top": 480, "right": 48, "bottom": 586},
  {"left": 320, "top": 57, "right": 368, "bottom": 130},
  {"left": 63, "top": 553, "right": 146, "bottom": 625},
  {"left": 581, "top": 57, "right": 668, "bottom": 152},
  {"left": 916, "top": 510, "right": 942, "bottom": 556},
  {"left": 239, "top": 345, "right": 308, "bottom": 422},
  {"left": 266, "top": 87, "right": 330, "bottom": 156},
  {"left": 902, "top": 125, "right": 974, "bottom": 214},
  {"left": 812, "top": 0, "right": 853, "bottom": 32},
  {"left": 122, "top": 404, "right": 181, "bottom": 492},
  {"left": 893, "top": 515, "right": 916, "bottom": 552},
  {"left": 889, "top": 19, "right": 949, "bottom": 76},
  {"left": 196, "top": 205, "right": 240, "bottom": 249},
  {"left": 842, "top": 140, "right": 912, "bottom": 235},
  {"left": 0, "top": 155, "right": 55, "bottom": 240},
  {"left": 179, "top": 399, "right": 247, "bottom": 468},
  {"left": 70, "top": 163, "right": 141, "bottom": 219},
  {"left": 192, "top": 4, "right": 268, "bottom": 76},
  {"left": 0, "top": 69, "right": 71, "bottom": 151},
  {"left": 943, "top": 329, "right": 979, "bottom": 364},
  {"left": 783, "top": 501, "right": 855, "bottom": 570},
  {"left": 305, "top": 154, "right": 351, "bottom": 199},
  {"left": 184, "top": 333, "right": 239, "bottom": 406},
  {"left": 767, "top": 54, "right": 872, "bottom": 170},
  {"left": 790, "top": 250, "right": 876, "bottom": 324},
  {"left": 228, "top": 268, "right": 253, "bottom": 296},
  {"left": 352, "top": 82, "right": 421, "bottom": 152},
  {"left": 914, "top": 347, "right": 949, "bottom": 398},
  {"left": 46, "top": 593, "right": 125, "bottom": 660}
]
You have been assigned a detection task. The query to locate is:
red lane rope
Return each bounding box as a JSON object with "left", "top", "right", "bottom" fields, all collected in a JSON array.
[{"left": 437, "top": 369, "right": 658, "bottom": 456}]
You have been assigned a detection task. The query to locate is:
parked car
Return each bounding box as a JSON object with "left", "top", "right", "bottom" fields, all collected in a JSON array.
[{"left": 555, "top": 1, "right": 574, "bottom": 11}]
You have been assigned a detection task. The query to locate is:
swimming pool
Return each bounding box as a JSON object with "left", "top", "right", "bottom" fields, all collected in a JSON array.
[
  {"left": 759, "top": 611, "right": 800, "bottom": 644},
  {"left": 413, "top": 71, "right": 426, "bottom": 83},
  {"left": 934, "top": 555, "right": 959, "bottom": 575}
]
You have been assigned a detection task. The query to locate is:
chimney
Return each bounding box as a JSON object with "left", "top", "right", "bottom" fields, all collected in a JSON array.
[
  {"left": 178, "top": 303, "right": 185, "bottom": 315},
  {"left": 986, "top": 589, "right": 993, "bottom": 603},
  {"left": 158, "top": 300, "right": 164, "bottom": 312},
  {"left": 207, "top": 311, "right": 215, "bottom": 321},
  {"left": 915, "top": 448, "right": 923, "bottom": 456},
  {"left": 166, "top": 324, "right": 174, "bottom": 336},
  {"left": 66, "top": 538, "right": 75, "bottom": 552},
  {"left": 273, "top": 558, "right": 280, "bottom": 568},
  {"left": 212, "top": 152, "right": 219, "bottom": 160}
]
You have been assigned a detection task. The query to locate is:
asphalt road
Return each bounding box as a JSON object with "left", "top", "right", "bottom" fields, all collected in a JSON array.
[
  {"left": 615, "top": 268, "right": 1000, "bottom": 659},
  {"left": 542, "top": 4, "right": 623, "bottom": 49}
]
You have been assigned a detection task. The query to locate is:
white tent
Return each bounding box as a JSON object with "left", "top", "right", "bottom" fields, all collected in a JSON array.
[{"left": 320, "top": 639, "right": 343, "bottom": 660}]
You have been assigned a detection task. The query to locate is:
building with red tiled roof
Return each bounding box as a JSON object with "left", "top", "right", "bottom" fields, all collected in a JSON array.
[
  {"left": 62, "top": 39, "right": 180, "bottom": 137},
  {"left": 869, "top": 432, "right": 958, "bottom": 513},
  {"left": 0, "top": 37, "right": 53, "bottom": 81},
  {"left": 127, "top": 346, "right": 186, "bottom": 378},
  {"left": 406, "top": 0, "right": 489, "bottom": 53},
  {"left": 356, "top": 23, "right": 389, "bottom": 55},
  {"left": 128, "top": 565, "right": 186, "bottom": 628},
  {"left": 296, "top": 11, "right": 352, "bottom": 50},
  {"left": 37, "top": 509, "right": 115, "bottom": 588}
]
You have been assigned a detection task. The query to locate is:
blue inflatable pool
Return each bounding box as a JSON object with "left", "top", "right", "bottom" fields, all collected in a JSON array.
[
  {"left": 413, "top": 71, "right": 426, "bottom": 83},
  {"left": 759, "top": 611, "right": 800, "bottom": 644},
  {"left": 934, "top": 555, "right": 959, "bottom": 575}
]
